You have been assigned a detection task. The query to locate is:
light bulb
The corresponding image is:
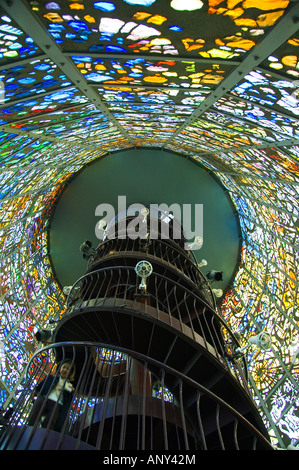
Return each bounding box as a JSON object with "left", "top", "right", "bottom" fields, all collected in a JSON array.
[
  {"left": 98, "top": 219, "right": 107, "bottom": 230},
  {"left": 188, "top": 236, "right": 203, "bottom": 249},
  {"left": 198, "top": 259, "right": 207, "bottom": 268},
  {"left": 212, "top": 288, "right": 223, "bottom": 298}
]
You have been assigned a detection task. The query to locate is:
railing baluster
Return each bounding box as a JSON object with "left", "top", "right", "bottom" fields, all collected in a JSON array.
[
  {"left": 196, "top": 392, "right": 207, "bottom": 450},
  {"left": 234, "top": 419, "right": 240, "bottom": 450},
  {"left": 95, "top": 350, "right": 116, "bottom": 449},
  {"left": 216, "top": 403, "right": 225, "bottom": 450},
  {"left": 118, "top": 355, "right": 131, "bottom": 450},
  {"left": 0, "top": 342, "right": 272, "bottom": 451},
  {"left": 64, "top": 265, "right": 248, "bottom": 392},
  {"left": 160, "top": 369, "right": 168, "bottom": 450},
  {"left": 179, "top": 380, "right": 189, "bottom": 450}
]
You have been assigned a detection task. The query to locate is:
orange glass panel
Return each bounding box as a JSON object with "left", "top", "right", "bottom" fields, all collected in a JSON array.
[{"left": 242, "top": 0, "right": 289, "bottom": 9}]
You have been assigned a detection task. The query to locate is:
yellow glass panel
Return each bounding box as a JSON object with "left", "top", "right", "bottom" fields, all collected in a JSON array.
[
  {"left": 282, "top": 55, "right": 298, "bottom": 67},
  {"left": 224, "top": 36, "right": 255, "bottom": 51},
  {"left": 202, "top": 74, "right": 224, "bottom": 84},
  {"left": 242, "top": 0, "right": 289, "bottom": 9},
  {"left": 208, "top": 0, "right": 223, "bottom": 5},
  {"left": 257, "top": 10, "right": 284, "bottom": 26},
  {"left": 147, "top": 15, "right": 167, "bottom": 25},
  {"left": 207, "top": 48, "right": 235, "bottom": 59},
  {"left": 188, "top": 72, "right": 205, "bottom": 78},
  {"left": 224, "top": 7, "right": 244, "bottom": 19},
  {"left": 216, "top": 8, "right": 228, "bottom": 14},
  {"left": 43, "top": 13, "right": 63, "bottom": 22},
  {"left": 182, "top": 38, "right": 194, "bottom": 48},
  {"left": 143, "top": 76, "right": 168, "bottom": 83},
  {"left": 199, "top": 51, "right": 211, "bottom": 58},
  {"left": 225, "top": 38, "right": 255, "bottom": 50},
  {"left": 234, "top": 18, "right": 257, "bottom": 26},
  {"left": 84, "top": 15, "right": 96, "bottom": 23},
  {"left": 269, "top": 62, "right": 283, "bottom": 69},
  {"left": 187, "top": 44, "right": 204, "bottom": 51},
  {"left": 95, "top": 64, "right": 107, "bottom": 71},
  {"left": 227, "top": 0, "right": 242, "bottom": 8},
  {"left": 69, "top": 2, "right": 85, "bottom": 9},
  {"left": 132, "top": 12, "right": 152, "bottom": 20},
  {"left": 104, "top": 86, "right": 133, "bottom": 91}
]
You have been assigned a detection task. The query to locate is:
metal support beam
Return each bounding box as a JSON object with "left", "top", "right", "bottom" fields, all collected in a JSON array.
[
  {"left": 206, "top": 138, "right": 299, "bottom": 155},
  {"left": 163, "top": 2, "right": 299, "bottom": 146},
  {"left": 2, "top": 0, "right": 135, "bottom": 146},
  {"left": 64, "top": 51, "right": 241, "bottom": 66}
]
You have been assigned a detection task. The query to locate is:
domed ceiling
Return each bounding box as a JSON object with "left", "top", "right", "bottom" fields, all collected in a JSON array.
[{"left": 0, "top": 0, "right": 298, "bottom": 449}]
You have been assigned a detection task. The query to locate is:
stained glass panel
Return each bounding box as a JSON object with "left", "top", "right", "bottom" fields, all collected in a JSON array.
[{"left": 0, "top": 0, "right": 297, "bottom": 450}]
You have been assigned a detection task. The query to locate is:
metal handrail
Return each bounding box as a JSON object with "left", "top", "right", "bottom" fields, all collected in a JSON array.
[
  {"left": 0, "top": 342, "right": 272, "bottom": 451},
  {"left": 64, "top": 265, "right": 248, "bottom": 385},
  {"left": 88, "top": 236, "right": 216, "bottom": 306}
]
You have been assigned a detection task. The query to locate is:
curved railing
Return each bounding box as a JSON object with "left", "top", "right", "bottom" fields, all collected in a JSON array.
[
  {"left": 0, "top": 342, "right": 272, "bottom": 451},
  {"left": 103, "top": 208, "right": 188, "bottom": 250},
  {"left": 88, "top": 236, "right": 215, "bottom": 307},
  {"left": 63, "top": 265, "right": 247, "bottom": 389}
]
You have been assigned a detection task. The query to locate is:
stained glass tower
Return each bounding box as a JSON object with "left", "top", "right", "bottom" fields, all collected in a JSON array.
[
  {"left": 0, "top": 208, "right": 273, "bottom": 450},
  {"left": 0, "top": 0, "right": 298, "bottom": 451}
]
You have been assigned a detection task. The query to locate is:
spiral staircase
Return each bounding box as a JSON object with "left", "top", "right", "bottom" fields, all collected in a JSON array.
[{"left": 0, "top": 208, "right": 273, "bottom": 450}]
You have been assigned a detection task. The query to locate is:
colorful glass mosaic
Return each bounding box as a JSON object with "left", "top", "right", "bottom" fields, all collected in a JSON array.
[{"left": 0, "top": 0, "right": 298, "bottom": 449}]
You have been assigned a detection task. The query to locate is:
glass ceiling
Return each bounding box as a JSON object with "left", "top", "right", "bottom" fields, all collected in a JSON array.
[{"left": 0, "top": 0, "right": 298, "bottom": 448}]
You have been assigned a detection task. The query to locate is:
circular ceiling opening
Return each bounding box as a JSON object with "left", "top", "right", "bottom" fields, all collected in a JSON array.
[{"left": 49, "top": 149, "right": 241, "bottom": 295}]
